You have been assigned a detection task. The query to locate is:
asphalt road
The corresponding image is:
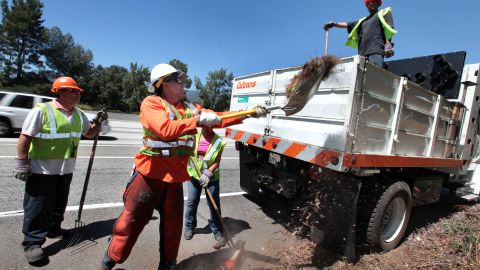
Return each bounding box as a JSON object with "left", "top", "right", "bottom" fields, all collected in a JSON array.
[{"left": 0, "top": 119, "right": 292, "bottom": 270}]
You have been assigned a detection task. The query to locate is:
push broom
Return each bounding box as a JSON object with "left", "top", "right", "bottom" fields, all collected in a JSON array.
[{"left": 189, "top": 157, "right": 246, "bottom": 269}]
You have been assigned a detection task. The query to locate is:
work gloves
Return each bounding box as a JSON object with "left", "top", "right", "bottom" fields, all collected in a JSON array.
[
  {"left": 199, "top": 111, "right": 221, "bottom": 127},
  {"left": 198, "top": 169, "right": 213, "bottom": 188},
  {"left": 385, "top": 42, "right": 395, "bottom": 58},
  {"left": 248, "top": 105, "right": 269, "bottom": 118},
  {"left": 14, "top": 159, "right": 31, "bottom": 181},
  {"left": 93, "top": 109, "right": 108, "bottom": 125},
  {"left": 323, "top": 21, "right": 335, "bottom": 31}
]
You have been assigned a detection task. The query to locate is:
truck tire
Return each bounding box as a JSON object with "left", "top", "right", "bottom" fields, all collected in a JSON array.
[
  {"left": 0, "top": 119, "right": 12, "bottom": 137},
  {"left": 366, "top": 181, "right": 412, "bottom": 251}
]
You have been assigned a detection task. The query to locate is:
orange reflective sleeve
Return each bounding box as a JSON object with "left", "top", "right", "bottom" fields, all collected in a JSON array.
[{"left": 140, "top": 96, "right": 197, "bottom": 141}]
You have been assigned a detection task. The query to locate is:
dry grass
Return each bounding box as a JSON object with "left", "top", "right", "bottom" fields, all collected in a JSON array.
[
  {"left": 270, "top": 203, "right": 480, "bottom": 270},
  {"left": 330, "top": 203, "right": 480, "bottom": 270}
]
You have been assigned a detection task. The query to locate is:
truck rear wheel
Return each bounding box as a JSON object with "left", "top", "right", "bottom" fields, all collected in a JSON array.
[{"left": 366, "top": 181, "right": 412, "bottom": 251}]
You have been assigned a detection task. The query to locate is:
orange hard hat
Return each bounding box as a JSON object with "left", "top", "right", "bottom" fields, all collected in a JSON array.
[
  {"left": 364, "top": 0, "right": 381, "bottom": 6},
  {"left": 51, "top": 76, "right": 84, "bottom": 93}
]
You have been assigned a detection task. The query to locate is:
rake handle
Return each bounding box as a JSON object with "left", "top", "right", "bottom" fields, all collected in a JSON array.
[
  {"left": 76, "top": 128, "right": 100, "bottom": 222},
  {"left": 325, "top": 30, "right": 329, "bottom": 55}
]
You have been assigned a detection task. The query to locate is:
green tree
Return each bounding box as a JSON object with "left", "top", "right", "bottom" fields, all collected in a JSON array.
[
  {"left": 195, "top": 68, "right": 233, "bottom": 111},
  {"left": 43, "top": 26, "right": 93, "bottom": 80},
  {"left": 121, "top": 63, "right": 149, "bottom": 112},
  {"left": 0, "top": 0, "right": 45, "bottom": 84},
  {"left": 83, "top": 65, "right": 128, "bottom": 110},
  {"left": 168, "top": 59, "right": 192, "bottom": 89}
]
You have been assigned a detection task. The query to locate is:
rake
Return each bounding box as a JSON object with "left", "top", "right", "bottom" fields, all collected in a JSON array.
[{"left": 66, "top": 116, "right": 103, "bottom": 251}]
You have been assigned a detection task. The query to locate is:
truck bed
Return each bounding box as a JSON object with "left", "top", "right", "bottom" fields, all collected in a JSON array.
[{"left": 227, "top": 56, "right": 479, "bottom": 172}]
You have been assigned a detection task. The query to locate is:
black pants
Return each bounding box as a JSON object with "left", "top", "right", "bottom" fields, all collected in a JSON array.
[{"left": 22, "top": 173, "right": 73, "bottom": 248}]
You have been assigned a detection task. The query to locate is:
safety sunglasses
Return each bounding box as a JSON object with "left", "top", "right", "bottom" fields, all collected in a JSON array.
[
  {"left": 60, "top": 88, "right": 82, "bottom": 94},
  {"left": 164, "top": 72, "right": 185, "bottom": 84}
]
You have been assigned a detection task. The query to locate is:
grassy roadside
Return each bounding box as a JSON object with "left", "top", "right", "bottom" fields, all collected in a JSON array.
[{"left": 331, "top": 203, "right": 480, "bottom": 270}]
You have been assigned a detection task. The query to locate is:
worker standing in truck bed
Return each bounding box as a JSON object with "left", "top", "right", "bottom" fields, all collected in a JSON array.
[{"left": 323, "top": 0, "right": 396, "bottom": 68}]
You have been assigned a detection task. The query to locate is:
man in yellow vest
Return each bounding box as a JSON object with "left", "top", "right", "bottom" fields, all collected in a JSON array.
[
  {"left": 14, "top": 76, "right": 107, "bottom": 264},
  {"left": 323, "top": 0, "right": 396, "bottom": 68},
  {"left": 184, "top": 126, "right": 227, "bottom": 249}
]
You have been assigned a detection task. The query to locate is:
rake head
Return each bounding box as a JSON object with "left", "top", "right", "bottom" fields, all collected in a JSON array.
[{"left": 64, "top": 219, "right": 86, "bottom": 254}]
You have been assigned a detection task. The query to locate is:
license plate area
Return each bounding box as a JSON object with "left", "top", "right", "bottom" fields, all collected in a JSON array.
[{"left": 268, "top": 152, "right": 281, "bottom": 166}]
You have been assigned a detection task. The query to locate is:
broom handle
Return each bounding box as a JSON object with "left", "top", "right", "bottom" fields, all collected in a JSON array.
[
  {"left": 219, "top": 105, "right": 282, "bottom": 119},
  {"left": 205, "top": 188, "right": 235, "bottom": 248},
  {"left": 189, "top": 157, "right": 235, "bottom": 247},
  {"left": 325, "top": 30, "right": 329, "bottom": 55}
]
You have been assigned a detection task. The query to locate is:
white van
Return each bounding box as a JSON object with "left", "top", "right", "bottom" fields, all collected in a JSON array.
[{"left": 0, "top": 90, "right": 110, "bottom": 137}]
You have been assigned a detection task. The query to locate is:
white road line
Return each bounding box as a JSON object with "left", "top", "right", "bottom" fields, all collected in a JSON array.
[
  {"left": 0, "top": 143, "right": 235, "bottom": 148},
  {"left": 0, "top": 156, "right": 239, "bottom": 159},
  {"left": 0, "top": 191, "right": 247, "bottom": 218}
]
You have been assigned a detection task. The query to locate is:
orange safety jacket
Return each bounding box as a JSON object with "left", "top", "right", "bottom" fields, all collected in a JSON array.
[{"left": 134, "top": 95, "right": 243, "bottom": 182}]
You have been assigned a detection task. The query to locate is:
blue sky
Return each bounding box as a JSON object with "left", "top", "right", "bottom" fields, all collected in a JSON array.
[{"left": 40, "top": 0, "right": 478, "bottom": 89}]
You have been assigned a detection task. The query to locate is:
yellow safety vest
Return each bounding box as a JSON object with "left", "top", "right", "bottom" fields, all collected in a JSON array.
[
  {"left": 187, "top": 131, "right": 226, "bottom": 181},
  {"left": 29, "top": 102, "right": 84, "bottom": 160},
  {"left": 140, "top": 96, "right": 198, "bottom": 157},
  {"left": 345, "top": 7, "right": 397, "bottom": 49}
]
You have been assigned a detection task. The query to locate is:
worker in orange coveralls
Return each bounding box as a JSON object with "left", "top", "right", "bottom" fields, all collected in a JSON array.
[{"left": 99, "top": 63, "right": 268, "bottom": 270}]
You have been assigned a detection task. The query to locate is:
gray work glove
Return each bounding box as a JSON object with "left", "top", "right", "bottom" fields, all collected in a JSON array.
[
  {"left": 93, "top": 109, "right": 108, "bottom": 125},
  {"left": 248, "top": 105, "right": 269, "bottom": 118},
  {"left": 323, "top": 21, "right": 335, "bottom": 31},
  {"left": 385, "top": 42, "right": 394, "bottom": 58},
  {"left": 198, "top": 169, "right": 213, "bottom": 188},
  {"left": 14, "top": 159, "right": 31, "bottom": 182},
  {"left": 199, "top": 111, "right": 221, "bottom": 127}
]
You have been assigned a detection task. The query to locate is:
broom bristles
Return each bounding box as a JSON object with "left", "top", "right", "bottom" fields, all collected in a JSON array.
[{"left": 286, "top": 55, "right": 338, "bottom": 98}]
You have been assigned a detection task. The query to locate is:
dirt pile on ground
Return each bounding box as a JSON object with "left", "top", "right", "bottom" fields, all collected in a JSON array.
[{"left": 271, "top": 203, "right": 480, "bottom": 270}]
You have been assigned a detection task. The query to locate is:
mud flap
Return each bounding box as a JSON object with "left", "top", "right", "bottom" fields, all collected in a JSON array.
[{"left": 308, "top": 174, "right": 361, "bottom": 262}]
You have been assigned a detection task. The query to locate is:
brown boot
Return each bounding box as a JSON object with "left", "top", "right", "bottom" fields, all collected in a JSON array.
[{"left": 213, "top": 233, "right": 227, "bottom": 249}]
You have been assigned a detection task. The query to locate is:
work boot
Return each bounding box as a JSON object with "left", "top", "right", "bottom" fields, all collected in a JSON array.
[
  {"left": 46, "top": 228, "right": 71, "bottom": 239},
  {"left": 158, "top": 260, "right": 176, "bottom": 270},
  {"left": 98, "top": 252, "right": 117, "bottom": 270},
  {"left": 184, "top": 229, "right": 193, "bottom": 240},
  {"left": 24, "top": 245, "right": 45, "bottom": 263},
  {"left": 213, "top": 233, "right": 227, "bottom": 250}
]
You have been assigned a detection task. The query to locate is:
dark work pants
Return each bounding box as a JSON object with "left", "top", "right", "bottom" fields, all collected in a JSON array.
[
  {"left": 22, "top": 173, "right": 73, "bottom": 249},
  {"left": 366, "top": 53, "right": 384, "bottom": 68}
]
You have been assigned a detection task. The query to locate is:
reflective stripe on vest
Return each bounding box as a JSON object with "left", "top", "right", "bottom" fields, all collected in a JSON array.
[
  {"left": 29, "top": 102, "right": 84, "bottom": 160},
  {"left": 187, "top": 131, "right": 226, "bottom": 181},
  {"left": 345, "top": 7, "right": 397, "bottom": 49},
  {"left": 139, "top": 96, "right": 197, "bottom": 157}
]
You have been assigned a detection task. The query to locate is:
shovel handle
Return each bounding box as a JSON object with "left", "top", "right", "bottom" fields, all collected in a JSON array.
[
  {"left": 219, "top": 105, "right": 283, "bottom": 120},
  {"left": 220, "top": 109, "right": 257, "bottom": 119}
]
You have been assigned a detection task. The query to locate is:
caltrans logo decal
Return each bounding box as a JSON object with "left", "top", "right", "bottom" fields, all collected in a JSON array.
[{"left": 236, "top": 81, "right": 256, "bottom": 89}]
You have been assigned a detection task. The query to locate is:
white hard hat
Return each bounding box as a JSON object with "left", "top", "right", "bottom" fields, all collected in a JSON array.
[{"left": 148, "top": 63, "right": 182, "bottom": 93}]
